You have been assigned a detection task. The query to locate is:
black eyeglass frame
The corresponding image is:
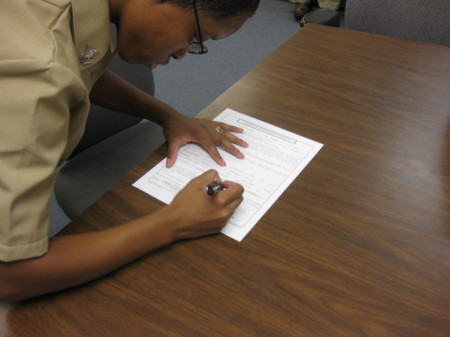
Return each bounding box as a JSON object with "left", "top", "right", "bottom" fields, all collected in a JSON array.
[{"left": 188, "top": 0, "right": 208, "bottom": 54}]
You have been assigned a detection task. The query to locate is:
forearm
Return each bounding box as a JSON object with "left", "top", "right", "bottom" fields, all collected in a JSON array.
[
  {"left": 90, "top": 69, "right": 179, "bottom": 126},
  {"left": 91, "top": 70, "right": 248, "bottom": 168},
  {"left": 0, "top": 208, "right": 176, "bottom": 301}
]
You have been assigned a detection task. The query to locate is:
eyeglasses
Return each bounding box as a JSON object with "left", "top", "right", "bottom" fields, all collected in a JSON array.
[{"left": 188, "top": 0, "right": 208, "bottom": 54}]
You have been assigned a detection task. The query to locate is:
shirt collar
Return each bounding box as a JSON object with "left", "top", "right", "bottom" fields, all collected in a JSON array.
[{"left": 71, "top": 0, "right": 114, "bottom": 67}]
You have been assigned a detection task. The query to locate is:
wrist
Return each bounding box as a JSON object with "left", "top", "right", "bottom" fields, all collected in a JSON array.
[
  {"left": 136, "top": 94, "right": 180, "bottom": 127},
  {"left": 149, "top": 206, "right": 184, "bottom": 243}
]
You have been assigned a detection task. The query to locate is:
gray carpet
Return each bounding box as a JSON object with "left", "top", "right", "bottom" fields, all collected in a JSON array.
[{"left": 50, "top": 0, "right": 301, "bottom": 235}]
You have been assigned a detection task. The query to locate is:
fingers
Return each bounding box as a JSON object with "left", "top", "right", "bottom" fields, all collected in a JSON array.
[
  {"left": 167, "top": 170, "right": 244, "bottom": 240},
  {"left": 208, "top": 178, "right": 245, "bottom": 206},
  {"left": 215, "top": 122, "right": 249, "bottom": 148},
  {"left": 224, "top": 131, "right": 249, "bottom": 149},
  {"left": 217, "top": 123, "right": 243, "bottom": 133},
  {"left": 201, "top": 142, "right": 241, "bottom": 167},
  {"left": 221, "top": 182, "right": 244, "bottom": 207},
  {"left": 166, "top": 140, "right": 182, "bottom": 168},
  {"left": 215, "top": 136, "right": 246, "bottom": 160},
  {"left": 202, "top": 144, "right": 226, "bottom": 167},
  {"left": 196, "top": 170, "right": 244, "bottom": 202},
  {"left": 197, "top": 169, "right": 221, "bottom": 185},
  {"left": 221, "top": 180, "right": 244, "bottom": 196},
  {"left": 200, "top": 122, "right": 249, "bottom": 166},
  {"left": 164, "top": 118, "right": 249, "bottom": 167}
]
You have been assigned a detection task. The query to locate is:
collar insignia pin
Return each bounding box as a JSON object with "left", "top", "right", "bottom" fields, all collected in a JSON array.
[{"left": 80, "top": 45, "right": 99, "bottom": 65}]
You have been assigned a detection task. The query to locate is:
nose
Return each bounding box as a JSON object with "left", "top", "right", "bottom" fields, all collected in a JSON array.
[{"left": 172, "top": 46, "right": 189, "bottom": 60}]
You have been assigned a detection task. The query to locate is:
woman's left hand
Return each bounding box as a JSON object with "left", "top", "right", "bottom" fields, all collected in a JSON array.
[{"left": 163, "top": 113, "right": 248, "bottom": 168}]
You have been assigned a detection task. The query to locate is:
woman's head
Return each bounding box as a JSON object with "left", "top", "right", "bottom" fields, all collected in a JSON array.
[{"left": 110, "top": 0, "right": 259, "bottom": 67}]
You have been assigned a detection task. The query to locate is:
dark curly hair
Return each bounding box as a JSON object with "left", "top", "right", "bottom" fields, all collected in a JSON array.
[{"left": 159, "top": 0, "right": 260, "bottom": 19}]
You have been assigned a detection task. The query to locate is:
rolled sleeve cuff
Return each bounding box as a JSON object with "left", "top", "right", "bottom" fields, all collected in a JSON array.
[{"left": 0, "top": 237, "right": 48, "bottom": 262}]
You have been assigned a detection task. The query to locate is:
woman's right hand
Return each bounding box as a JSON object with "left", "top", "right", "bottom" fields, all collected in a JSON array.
[{"left": 163, "top": 169, "right": 244, "bottom": 241}]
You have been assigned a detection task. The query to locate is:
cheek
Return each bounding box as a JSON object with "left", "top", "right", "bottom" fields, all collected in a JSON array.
[
  {"left": 116, "top": 23, "right": 159, "bottom": 63},
  {"left": 117, "top": 23, "right": 185, "bottom": 64}
]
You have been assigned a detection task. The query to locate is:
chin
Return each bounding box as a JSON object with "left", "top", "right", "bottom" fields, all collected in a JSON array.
[{"left": 116, "top": 47, "right": 139, "bottom": 64}]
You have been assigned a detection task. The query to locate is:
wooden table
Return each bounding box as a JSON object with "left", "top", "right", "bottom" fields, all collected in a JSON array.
[{"left": 2, "top": 24, "right": 449, "bottom": 337}]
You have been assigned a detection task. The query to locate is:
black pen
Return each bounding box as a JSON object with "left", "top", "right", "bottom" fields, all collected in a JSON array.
[{"left": 206, "top": 183, "right": 225, "bottom": 196}]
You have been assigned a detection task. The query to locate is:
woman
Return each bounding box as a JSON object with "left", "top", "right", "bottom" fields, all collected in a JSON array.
[{"left": 0, "top": 0, "right": 259, "bottom": 300}]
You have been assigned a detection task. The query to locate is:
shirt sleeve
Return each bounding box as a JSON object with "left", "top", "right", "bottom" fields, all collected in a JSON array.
[{"left": 0, "top": 59, "right": 86, "bottom": 262}]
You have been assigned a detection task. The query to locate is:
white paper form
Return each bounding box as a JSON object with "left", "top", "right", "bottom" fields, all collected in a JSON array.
[{"left": 133, "top": 108, "right": 323, "bottom": 241}]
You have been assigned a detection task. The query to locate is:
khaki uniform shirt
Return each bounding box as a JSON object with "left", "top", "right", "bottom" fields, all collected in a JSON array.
[{"left": 0, "top": 0, "right": 115, "bottom": 262}]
